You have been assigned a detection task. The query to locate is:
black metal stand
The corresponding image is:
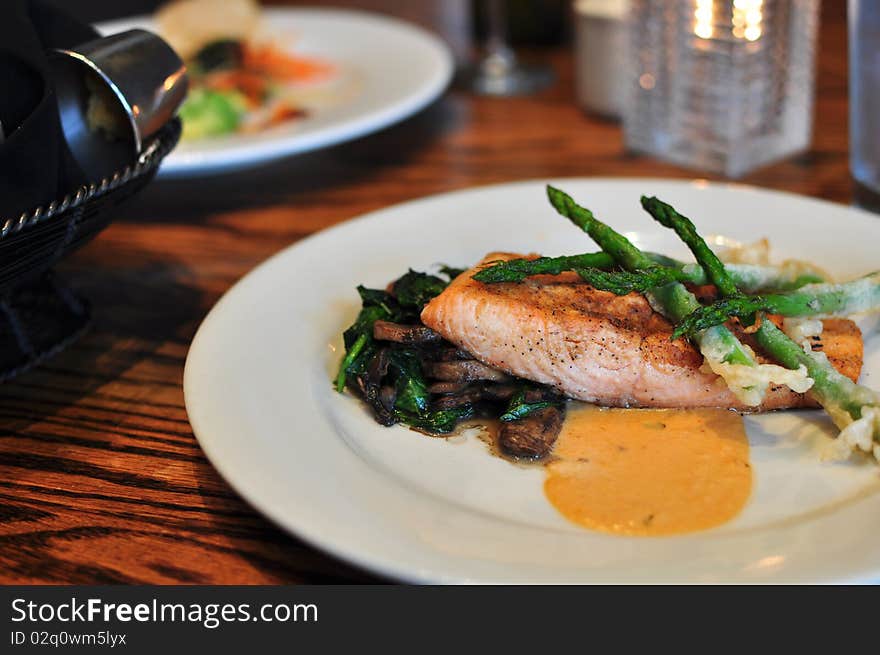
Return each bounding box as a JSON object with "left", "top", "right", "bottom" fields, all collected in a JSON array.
[{"left": 0, "top": 119, "right": 180, "bottom": 382}]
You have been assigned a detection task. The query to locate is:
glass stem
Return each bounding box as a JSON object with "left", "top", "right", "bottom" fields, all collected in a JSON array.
[{"left": 482, "top": 0, "right": 516, "bottom": 74}]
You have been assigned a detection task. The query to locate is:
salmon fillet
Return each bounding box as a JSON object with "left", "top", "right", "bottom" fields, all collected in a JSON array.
[{"left": 420, "top": 253, "right": 863, "bottom": 411}]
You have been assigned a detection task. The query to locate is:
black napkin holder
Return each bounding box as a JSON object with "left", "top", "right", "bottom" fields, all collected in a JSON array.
[{"left": 0, "top": 119, "right": 181, "bottom": 381}]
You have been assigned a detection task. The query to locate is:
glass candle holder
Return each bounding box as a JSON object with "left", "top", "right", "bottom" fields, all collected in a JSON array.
[{"left": 623, "top": 0, "right": 819, "bottom": 178}]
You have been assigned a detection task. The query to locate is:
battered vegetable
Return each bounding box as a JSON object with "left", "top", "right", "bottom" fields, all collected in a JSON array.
[{"left": 641, "top": 194, "right": 880, "bottom": 462}]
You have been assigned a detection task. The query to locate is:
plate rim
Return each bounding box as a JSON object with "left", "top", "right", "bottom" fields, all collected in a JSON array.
[{"left": 184, "top": 177, "right": 880, "bottom": 584}]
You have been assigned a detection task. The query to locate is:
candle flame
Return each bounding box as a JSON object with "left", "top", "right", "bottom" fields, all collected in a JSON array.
[
  {"left": 694, "top": 0, "right": 714, "bottom": 39},
  {"left": 694, "top": 0, "right": 764, "bottom": 42},
  {"left": 732, "top": 0, "right": 763, "bottom": 41}
]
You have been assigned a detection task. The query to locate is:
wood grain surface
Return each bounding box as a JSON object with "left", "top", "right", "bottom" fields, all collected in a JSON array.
[{"left": 0, "top": 1, "right": 860, "bottom": 584}]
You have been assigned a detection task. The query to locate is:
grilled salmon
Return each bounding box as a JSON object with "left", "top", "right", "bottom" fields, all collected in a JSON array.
[{"left": 420, "top": 253, "right": 863, "bottom": 411}]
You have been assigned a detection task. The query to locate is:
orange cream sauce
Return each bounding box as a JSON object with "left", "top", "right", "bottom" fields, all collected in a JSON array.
[{"left": 544, "top": 405, "right": 752, "bottom": 536}]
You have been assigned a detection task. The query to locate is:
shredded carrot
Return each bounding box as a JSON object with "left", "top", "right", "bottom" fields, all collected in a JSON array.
[
  {"left": 243, "top": 44, "right": 334, "bottom": 82},
  {"left": 267, "top": 103, "right": 307, "bottom": 126},
  {"left": 206, "top": 70, "right": 269, "bottom": 105}
]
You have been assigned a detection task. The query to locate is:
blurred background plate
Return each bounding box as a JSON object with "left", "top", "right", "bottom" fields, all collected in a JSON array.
[{"left": 97, "top": 7, "right": 453, "bottom": 176}]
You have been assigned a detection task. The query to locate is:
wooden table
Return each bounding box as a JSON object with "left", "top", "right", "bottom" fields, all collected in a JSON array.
[{"left": 0, "top": 1, "right": 855, "bottom": 584}]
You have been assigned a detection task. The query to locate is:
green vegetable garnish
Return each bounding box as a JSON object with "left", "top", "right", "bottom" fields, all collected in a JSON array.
[
  {"left": 392, "top": 270, "right": 449, "bottom": 309},
  {"left": 500, "top": 389, "right": 558, "bottom": 422},
  {"left": 179, "top": 88, "right": 246, "bottom": 140},
  {"left": 394, "top": 406, "right": 475, "bottom": 434},
  {"left": 389, "top": 349, "right": 429, "bottom": 415}
]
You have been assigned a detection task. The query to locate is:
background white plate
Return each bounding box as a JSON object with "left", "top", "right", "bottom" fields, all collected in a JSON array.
[
  {"left": 184, "top": 179, "right": 880, "bottom": 583},
  {"left": 98, "top": 8, "right": 453, "bottom": 176}
]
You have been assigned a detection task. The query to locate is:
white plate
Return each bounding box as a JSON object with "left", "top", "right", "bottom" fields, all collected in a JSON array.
[
  {"left": 97, "top": 8, "right": 453, "bottom": 176},
  {"left": 184, "top": 179, "right": 880, "bottom": 583}
]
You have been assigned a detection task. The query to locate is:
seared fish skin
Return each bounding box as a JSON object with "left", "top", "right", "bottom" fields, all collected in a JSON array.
[{"left": 421, "top": 253, "right": 863, "bottom": 410}]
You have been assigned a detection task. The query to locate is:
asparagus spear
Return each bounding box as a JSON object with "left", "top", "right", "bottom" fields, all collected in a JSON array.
[
  {"left": 640, "top": 196, "right": 739, "bottom": 296},
  {"left": 547, "top": 187, "right": 659, "bottom": 270},
  {"left": 574, "top": 266, "right": 692, "bottom": 295},
  {"left": 681, "top": 263, "right": 824, "bottom": 291},
  {"left": 673, "top": 272, "right": 880, "bottom": 338},
  {"left": 643, "top": 195, "right": 880, "bottom": 462},
  {"left": 640, "top": 195, "right": 832, "bottom": 299},
  {"left": 571, "top": 263, "right": 880, "bottom": 338},
  {"left": 546, "top": 186, "right": 781, "bottom": 405},
  {"left": 473, "top": 252, "right": 824, "bottom": 290},
  {"left": 473, "top": 252, "right": 618, "bottom": 282}
]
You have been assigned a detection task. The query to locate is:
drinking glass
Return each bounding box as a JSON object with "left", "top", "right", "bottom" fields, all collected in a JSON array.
[{"left": 461, "top": 0, "right": 555, "bottom": 96}]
